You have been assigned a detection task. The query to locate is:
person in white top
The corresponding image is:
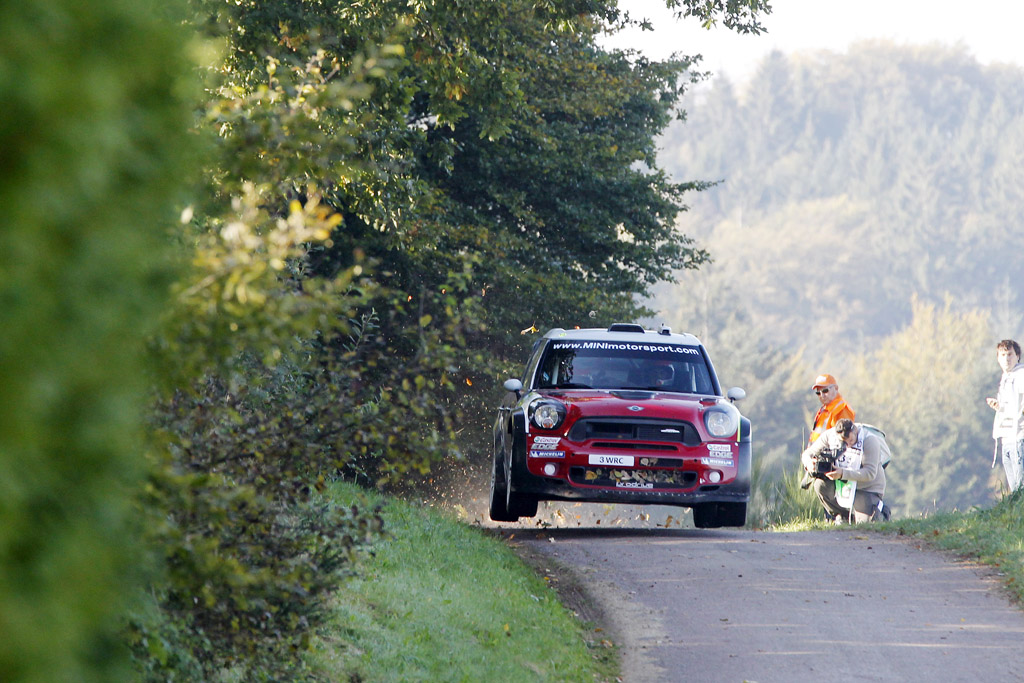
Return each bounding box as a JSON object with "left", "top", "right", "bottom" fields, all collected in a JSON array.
[{"left": 986, "top": 339, "right": 1024, "bottom": 492}]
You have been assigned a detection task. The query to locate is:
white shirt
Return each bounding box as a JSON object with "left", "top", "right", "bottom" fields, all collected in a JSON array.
[{"left": 992, "top": 363, "right": 1024, "bottom": 440}]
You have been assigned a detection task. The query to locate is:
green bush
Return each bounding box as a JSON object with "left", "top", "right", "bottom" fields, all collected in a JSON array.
[
  {"left": 136, "top": 349, "right": 389, "bottom": 680},
  {"left": 0, "top": 0, "right": 196, "bottom": 680}
]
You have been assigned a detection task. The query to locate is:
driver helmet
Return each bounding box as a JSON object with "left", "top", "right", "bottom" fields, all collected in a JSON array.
[{"left": 651, "top": 361, "right": 674, "bottom": 386}]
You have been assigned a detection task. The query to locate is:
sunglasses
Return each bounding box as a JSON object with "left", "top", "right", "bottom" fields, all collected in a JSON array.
[{"left": 814, "top": 387, "right": 832, "bottom": 395}]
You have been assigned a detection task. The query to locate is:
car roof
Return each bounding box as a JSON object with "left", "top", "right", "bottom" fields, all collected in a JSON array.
[{"left": 541, "top": 324, "right": 703, "bottom": 347}]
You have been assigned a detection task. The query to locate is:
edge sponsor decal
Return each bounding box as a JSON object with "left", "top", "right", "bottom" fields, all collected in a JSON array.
[
  {"left": 530, "top": 442, "right": 562, "bottom": 450},
  {"left": 530, "top": 450, "right": 565, "bottom": 458},
  {"left": 701, "top": 457, "right": 734, "bottom": 467}
]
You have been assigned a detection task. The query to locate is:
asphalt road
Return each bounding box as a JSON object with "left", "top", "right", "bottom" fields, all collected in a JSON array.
[{"left": 518, "top": 527, "right": 1024, "bottom": 683}]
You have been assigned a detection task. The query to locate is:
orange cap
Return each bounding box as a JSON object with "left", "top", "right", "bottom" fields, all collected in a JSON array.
[{"left": 812, "top": 373, "right": 837, "bottom": 389}]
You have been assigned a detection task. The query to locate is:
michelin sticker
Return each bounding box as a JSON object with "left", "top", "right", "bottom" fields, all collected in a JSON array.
[
  {"left": 701, "top": 457, "right": 733, "bottom": 467},
  {"left": 530, "top": 450, "right": 565, "bottom": 458}
]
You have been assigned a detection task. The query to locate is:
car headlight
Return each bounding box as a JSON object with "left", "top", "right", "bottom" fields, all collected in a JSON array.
[
  {"left": 704, "top": 408, "right": 738, "bottom": 438},
  {"left": 530, "top": 400, "right": 566, "bottom": 430}
]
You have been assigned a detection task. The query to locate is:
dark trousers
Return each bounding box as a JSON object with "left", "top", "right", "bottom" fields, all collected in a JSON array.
[{"left": 812, "top": 478, "right": 883, "bottom": 523}]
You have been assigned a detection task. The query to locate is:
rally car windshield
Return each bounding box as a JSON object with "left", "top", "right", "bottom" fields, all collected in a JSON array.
[{"left": 536, "top": 340, "right": 715, "bottom": 394}]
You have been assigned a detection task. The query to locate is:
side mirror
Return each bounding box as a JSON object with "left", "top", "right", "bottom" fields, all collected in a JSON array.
[
  {"left": 726, "top": 387, "right": 746, "bottom": 403},
  {"left": 504, "top": 378, "right": 523, "bottom": 397}
]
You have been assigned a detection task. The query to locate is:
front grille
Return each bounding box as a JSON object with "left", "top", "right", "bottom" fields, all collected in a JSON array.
[
  {"left": 567, "top": 418, "right": 701, "bottom": 447},
  {"left": 569, "top": 466, "right": 698, "bottom": 490},
  {"left": 591, "top": 442, "right": 677, "bottom": 451},
  {"left": 636, "top": 457, "right": 683, "bottom": 467}
]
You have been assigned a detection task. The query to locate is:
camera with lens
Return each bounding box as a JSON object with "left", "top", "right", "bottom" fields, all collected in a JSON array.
[{"left": 809, "top": 445, "right": 845, "bottom": 480}]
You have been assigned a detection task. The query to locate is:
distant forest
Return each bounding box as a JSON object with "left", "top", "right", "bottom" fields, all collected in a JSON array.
[{"left": 648, "top": 42, "right": 1024, "bottom": 517}]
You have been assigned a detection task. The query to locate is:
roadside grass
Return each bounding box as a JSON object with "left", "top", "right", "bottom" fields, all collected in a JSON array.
[
  {"left": 311, "top": 481, "right": 617, "bottom": 681},
  {"left": 749, "top": 463, "right": 827, "bottom": 529}
]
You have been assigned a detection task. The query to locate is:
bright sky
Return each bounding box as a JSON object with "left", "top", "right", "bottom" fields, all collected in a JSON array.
[{"left": 603, "top": 0, "right": 1024, "bottom": 83}]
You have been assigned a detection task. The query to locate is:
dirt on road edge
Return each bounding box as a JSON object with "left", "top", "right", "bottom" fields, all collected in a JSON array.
[{"left": 502, "top": 534, "right": 623, "bottom": 681}]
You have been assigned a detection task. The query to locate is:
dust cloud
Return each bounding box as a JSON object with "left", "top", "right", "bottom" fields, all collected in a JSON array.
[{"left": 420, "top": 461, "right": 697, "bottom": 530}]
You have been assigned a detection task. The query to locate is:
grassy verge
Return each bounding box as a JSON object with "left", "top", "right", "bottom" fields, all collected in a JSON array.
[{"left": 310, "top": 482, "right": 617, "bottom": 681}]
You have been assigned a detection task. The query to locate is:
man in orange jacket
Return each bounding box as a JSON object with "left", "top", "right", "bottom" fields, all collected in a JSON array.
[
  {"left": 808, "top": 374, "right": 855, "bottom": 444},
  {"left": 801, "top": 374, "right": 857, "bottom": 491}
]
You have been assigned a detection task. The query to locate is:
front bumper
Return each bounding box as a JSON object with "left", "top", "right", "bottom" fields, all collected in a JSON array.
[{"left": 510, "top": 430, "right": 752, "bottom": 507}]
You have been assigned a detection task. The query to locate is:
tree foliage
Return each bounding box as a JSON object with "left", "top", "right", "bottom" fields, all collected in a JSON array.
[
  {"left": 170, "top": 0, "right": 752, "bottom": 498},
  {"left": 662, "top": 0, "right": 772, "bottom": 33},
  {"left": 136, "top": 43, "right": 476, "bottom": 679},
  {"left": 0, "top": 0, "right": 196, "bottom": 680}
]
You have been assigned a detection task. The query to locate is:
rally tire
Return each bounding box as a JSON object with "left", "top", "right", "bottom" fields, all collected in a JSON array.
[
  {"left": 489, "top": 442, "right": 518, "bottom": 523},
  {"left": 692, "top": 502, "right": 747, "bottom": 529},
  {"left": 504, "top": 428, "right": 538, "bottom": 518},
  {"left": 716, "top": 502, "right": 747, "bottom": 527},
  {"left": 507, "top": 491, "right": 538, "bottom": 518}
]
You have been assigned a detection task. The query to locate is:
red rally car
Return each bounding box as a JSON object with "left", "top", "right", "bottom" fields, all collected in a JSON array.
[{"left": 489, "top": 323, "right": 751, "bottom": 528}]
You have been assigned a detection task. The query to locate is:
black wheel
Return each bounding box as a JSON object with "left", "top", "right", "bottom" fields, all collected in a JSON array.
[
  {"left": 489, "top": 442, "right": 518, "bottom": 522},
  {"left": 716, "top": 502, "right": 747, "bottom": 527},
  {"left": 692, "top": 503, "right": 717, "bottom": 529},
  {"left": 507, "top": 491, "right": 538, "bottom": 518},
  {"left": 504, "top": 429, "right": 538, "bottom": 519},
  {"left": 692, "top": 502, "right": 748, "bottom": 529}
]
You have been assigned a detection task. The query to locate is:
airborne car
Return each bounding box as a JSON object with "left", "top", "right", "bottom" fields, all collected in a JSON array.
[{"left": 490, "top": 323, "right": 751, "bottom": 528}]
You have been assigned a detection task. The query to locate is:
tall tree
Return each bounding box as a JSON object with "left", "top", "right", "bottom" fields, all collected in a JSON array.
[{"left": 182, "top": 0, "right": 772, "bottom": 461}]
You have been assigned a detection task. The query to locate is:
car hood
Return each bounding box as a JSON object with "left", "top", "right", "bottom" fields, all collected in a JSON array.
[{"left": 533, "top": 389, "right": 728, "bottom": 422}]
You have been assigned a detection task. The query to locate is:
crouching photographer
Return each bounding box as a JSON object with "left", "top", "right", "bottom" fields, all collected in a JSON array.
[{"left": 800, "top": 418, "right": 887, "bottom": 523}]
